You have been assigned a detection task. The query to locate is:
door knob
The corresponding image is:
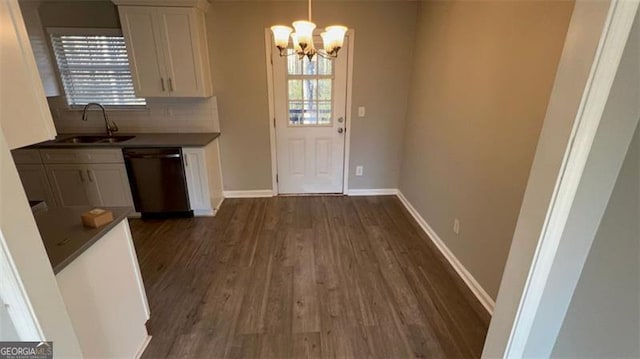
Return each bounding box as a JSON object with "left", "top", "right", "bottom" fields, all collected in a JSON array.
[{"left": 337, "top": 128, "right": 344, "bottom": 134}]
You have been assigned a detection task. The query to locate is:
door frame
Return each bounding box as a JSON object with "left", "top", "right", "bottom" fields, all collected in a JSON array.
[
  {"left": 483, "top": 0, "right": 639, "bottom": 357},
  {"left": 264, "top": 28, "right": 355, "bottom": 195}
]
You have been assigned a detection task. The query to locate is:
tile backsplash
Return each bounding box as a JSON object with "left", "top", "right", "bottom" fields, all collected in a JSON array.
[{"left": 48, "top": 96, "right": 220, "bottom": 134}]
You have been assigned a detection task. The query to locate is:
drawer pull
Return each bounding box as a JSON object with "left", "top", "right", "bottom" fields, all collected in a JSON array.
[
  {"left": 78, "top": 170, "right": 85, "bottom": 183},
  {"left": 87, "top": 170, "right": 93, "bottom": 182}
]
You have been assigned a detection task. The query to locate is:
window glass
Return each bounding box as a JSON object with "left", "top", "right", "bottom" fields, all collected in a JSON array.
[
  {"left": 50, "top": 31, "right": 146, "bottom": 107},
  {"left": 286, "top": 45, "right": 333, "bottom": 126}
]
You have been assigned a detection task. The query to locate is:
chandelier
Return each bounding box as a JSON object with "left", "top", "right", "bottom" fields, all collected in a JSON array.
[{"left": 270, "top": 0, "right": 347, "bottom": 60}]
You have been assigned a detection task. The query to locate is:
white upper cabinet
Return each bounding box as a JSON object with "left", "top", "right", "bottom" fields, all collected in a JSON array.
[
  {"left": 0, "top": 0, "right": 57, "bottom": 149},
  {"left": 118, "top": 7, "right": 166, "bottom": 97},
  {"left": 118, "top": 6, "right": 212, "bottom": 98}
]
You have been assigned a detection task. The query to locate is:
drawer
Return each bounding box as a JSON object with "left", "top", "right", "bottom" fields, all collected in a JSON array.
[
  {"left": 11, "top": 149, "right": 43, "bottom": 164},
  {"left": 40, "top": 148, "right": 124, "bottom": 164}
]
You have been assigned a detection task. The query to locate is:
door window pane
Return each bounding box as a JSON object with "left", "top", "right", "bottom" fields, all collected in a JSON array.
[
  {"left": 285, "top": 44, "right": 334, "bottom": 126},
  {"left": 288, "top": 80, "right": 302, "bottom": 100},
  {"left": 303, "top": 100, "right": 317, "bottom": 125},
  {"left": 289, "top": 101, "right": 304, "bottom": 124},
  {"left": 318, "top": 79, "right": 332, "bottom": 101},
  {"left": 317, "top": 56, "right": 332, "bottom": 75},
  {"left": 303, "top": 79, "right": 317, "bottom": 102},
  {"left": 318, "top": 102, "right": 332, "bottom": 125}
]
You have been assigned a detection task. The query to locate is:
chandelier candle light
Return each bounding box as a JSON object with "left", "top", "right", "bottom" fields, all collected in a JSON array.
[{"left": 270, "top": 0, "right": 347, "bottom": 60}]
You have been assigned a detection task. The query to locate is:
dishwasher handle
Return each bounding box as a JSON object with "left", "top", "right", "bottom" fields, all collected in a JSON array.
[{"left": 124, "top": 153, "right": 181, "bottom": 159}]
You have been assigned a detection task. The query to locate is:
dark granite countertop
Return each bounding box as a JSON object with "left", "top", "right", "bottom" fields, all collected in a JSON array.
[
  {"left": 28, "top": 132, "right": 220, "bottom": 148},
  {"left": 34, "top": 206, "right": 132, "bottom": 274}
]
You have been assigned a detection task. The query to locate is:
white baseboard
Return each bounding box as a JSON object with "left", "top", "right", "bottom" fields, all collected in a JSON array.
[
  {"left": 347, "top": 188, "right": 399, "bottom": 196},
  {"left": 223, "top": 190, "right": 275, "bottom": 198},
  {"left": 135, "top": 335, "right": 152, "bottom": 359},
  {"left": 396, "top": 191, "right": 495, "bottom": 315},
  {"left": 193, "top": 209, "right": 214, "bottom": 216},
  {"left": 212, "top": 196, "right": 224, "bottom": 214}
]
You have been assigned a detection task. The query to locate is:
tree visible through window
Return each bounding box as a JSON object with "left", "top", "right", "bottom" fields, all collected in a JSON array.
[
  {"left": 49, "top": 28, "right": 146, "bottom": 107},
  {"left": 286, "top": 48, "right": 333, "bottom": 125}
]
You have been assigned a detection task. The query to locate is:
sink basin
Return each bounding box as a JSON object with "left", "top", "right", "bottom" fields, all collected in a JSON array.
[
  {"left": 57, "top": 136, "right": 106, "bottom": 144},
  {"left": 56, "top": 135, "right": 135, "bottom": 144},
  {"left": 96, "top": 136, "right": 135, "bottom": 143}
]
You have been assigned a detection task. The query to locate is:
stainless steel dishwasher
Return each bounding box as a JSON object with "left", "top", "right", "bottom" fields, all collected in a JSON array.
[{"left": 123, "top": 147, "right": 192, "bottom": 218}]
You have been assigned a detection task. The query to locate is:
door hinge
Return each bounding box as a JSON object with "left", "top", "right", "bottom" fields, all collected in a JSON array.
[
  {"left": 273, "top": 117, "right": 276, "bottom": 127},
  {"left": 276, "top": 174, "right": 279, "bottom": 183}
]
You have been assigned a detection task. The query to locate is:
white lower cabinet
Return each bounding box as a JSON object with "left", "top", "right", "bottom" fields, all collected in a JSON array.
[
  {"left": 14, "top": 144, "right": 222, "bottom": 214},
  {"left": 183, "top": 148, "right": 209, "bottom": 212},
  {"left": 45, "top": 163, "right": 133, "bottom": 208},
  {"left": 183, "top": 139, "right": 223, "bottom": 215},
  {"left": 15, "top": 163, "right": 57, "bottom": 207},
  {"left": 86, "top": 164, "right": 134, "bottom": 207},
  {"left": 45, "top": 164, "right": 92, "bottom": 207}
]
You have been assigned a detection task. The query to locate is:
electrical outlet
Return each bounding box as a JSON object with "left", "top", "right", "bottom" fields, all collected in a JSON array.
[
  {"left": 358, "top": 106, "right": 366, "bottom": 117},
  {"left": 453, "top": 219, "right": 460, "bottom": 235},
  {"left": 355, "top": 166, "right": 364, "bottom": 176}
]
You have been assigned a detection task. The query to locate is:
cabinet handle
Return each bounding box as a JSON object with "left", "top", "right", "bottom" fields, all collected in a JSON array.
[
  {"left": 78, "top": 170, "right": 85, "bottom": 183},
  {"left": 168, "top": 78, "right": 174, "bottom": 92},
  {"left": 161, "top": 78, "right": 166, "bottom": 91},
  {"left": 87, "top": 170, "right": 93, "bottom": 182}
]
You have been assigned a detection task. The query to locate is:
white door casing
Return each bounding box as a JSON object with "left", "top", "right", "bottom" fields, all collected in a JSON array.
[{"left": 272, "top": 36, "right": 349, "bottom": 194}]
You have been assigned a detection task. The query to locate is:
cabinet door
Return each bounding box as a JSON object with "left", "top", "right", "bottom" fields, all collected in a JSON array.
[
  {"left": 15, "top": 164, "right": 57, "bottom": 207},
  {"left": 183, "top": 148, "right": 210, "bottom": 211},
  {"left": 119, "top": 6, "right": 168, "bottom": 97},
  {"left": 86, "top": 164, "right": 134, "bottom": 207},
  {"left": 45, "top": 164, "right": 92, "bottom": 207},
  {"left": 157, "top": 7, "right": 211, "bottom": 97}
]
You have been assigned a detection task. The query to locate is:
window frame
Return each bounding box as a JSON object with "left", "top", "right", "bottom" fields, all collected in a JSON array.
[
  {"left": 284, "top": 43, "right": 336, "bottom": 128},
  {"left": 47, "top": 27, "right": 147, "bottom": 110}
]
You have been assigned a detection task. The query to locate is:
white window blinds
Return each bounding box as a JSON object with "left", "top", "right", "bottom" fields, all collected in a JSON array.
[{"left": 50, "top": 29, "right": 146, "bottom": 107}]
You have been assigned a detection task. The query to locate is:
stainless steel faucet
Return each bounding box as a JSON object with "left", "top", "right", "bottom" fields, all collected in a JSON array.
[{"left": 81, "top": 103, "right": 119, "bottom": 137}]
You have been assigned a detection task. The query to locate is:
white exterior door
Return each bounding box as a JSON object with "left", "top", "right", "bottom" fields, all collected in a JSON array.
[{"left": 272, "top": 37, "right": 349, "bottom": 194}]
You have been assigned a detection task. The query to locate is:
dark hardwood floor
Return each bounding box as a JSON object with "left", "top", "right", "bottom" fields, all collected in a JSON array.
[{"left": 130, "top": 195, "right": 490, "bottom": 358}]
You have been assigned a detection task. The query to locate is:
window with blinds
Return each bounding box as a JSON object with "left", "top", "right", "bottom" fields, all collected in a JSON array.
[{"left": 49, "top": 29, "right": 146, "bottom": 107}]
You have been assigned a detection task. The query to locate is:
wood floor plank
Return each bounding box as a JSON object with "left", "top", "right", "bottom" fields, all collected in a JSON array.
[
  {"left": 131, "top": 196, "right": 489, "bottom": 359},
  {"left": 291, "top": 229, "right": 321, "bottom": 333},
  {"left": 292, "top": 332, "right": 322, "bottom": 359}
]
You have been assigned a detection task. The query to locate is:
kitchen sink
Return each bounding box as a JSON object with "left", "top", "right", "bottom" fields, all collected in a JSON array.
[
  {"left": 56, "top": 135, "right": 135, "bottom": 144},
  {"left": 96, "top": 135, "right": 135, "bottom": 143}
]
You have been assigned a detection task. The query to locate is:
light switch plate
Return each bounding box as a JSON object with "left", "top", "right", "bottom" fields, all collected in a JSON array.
[{"left": 358, "top": 106, "right": 366, "bottom": 117}]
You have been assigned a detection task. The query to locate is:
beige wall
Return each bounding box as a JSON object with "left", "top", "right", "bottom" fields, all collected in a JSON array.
[
  {"left": 398, "top": 0, "right": 574, "bottom": 299},
  {"left": 207, "top": 2, "right": 417, "bottom": 191},
  {"left": 483, "top": 1, "right": 615, "bottom": 355},
  {"left": 38, "top": 0, "right": 119, "bottom": 28}
]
